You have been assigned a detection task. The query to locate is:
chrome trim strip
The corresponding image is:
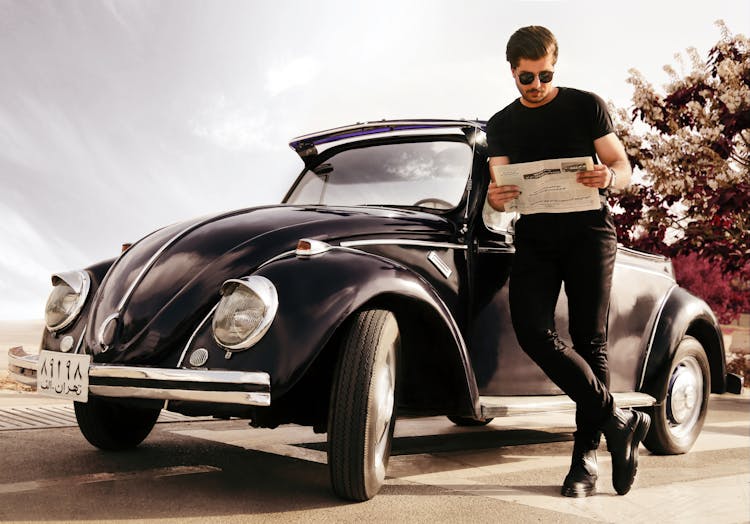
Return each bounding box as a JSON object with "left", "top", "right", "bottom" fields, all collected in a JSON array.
[
  {"left": 301, "top": 129, "right": 470, "bottom": 153},
  {"left": 97, "top": 313, "right": 119, "bottom": 352},
  {"left": 74, "top": 325, "right": 87, "bottom": 354},
  {"left": 615, "top": 261, "right": 675, "bottom": 282},
  {"left": 89, "top": 366, "right": 270, "bottom": 386},
  {"left": 480, "top": 392, "right": 656, "bottom": 418},
  {"left": 477, "top": 246, "right": 515, "bottom": 254},
  {"left": 289, "top": 119, "right": 483, "bottom": 144},
  {"left": 177, "top": 304, "right": 219, "bottom": 367},
  {"left": 115, "top": 214, "right": 227, "bottom": 313},
  {"left": 462, "top": 126, "right": 481, "bottom": 227},
  {"left": 617, "top": 244, "right": 669, "bottom": 262},
  {"left": 339, "top": 239, "right": 468, "bottom": 250},
  {"left": 89, "top": 386, "right": 270, "bottom": 407},
  {"left": 427, "top": 251, "right": 452, "bottom": 279},
  {"left": 638, "top": 284, "right": 678, "bottom": 390},
  {"left": 257, "top": 249, "right": 296, "bottom": 270},
  {"left": 103, "top": 226, "right": 166, "bottom": 285}
]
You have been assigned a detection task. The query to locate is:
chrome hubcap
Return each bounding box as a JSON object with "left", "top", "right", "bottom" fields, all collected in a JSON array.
[
  {"left": 667, "top": 356, "right": 703, "bottom": 438},
  {"left": 371, "top": 328, "right": 397, "bottom": 482}
]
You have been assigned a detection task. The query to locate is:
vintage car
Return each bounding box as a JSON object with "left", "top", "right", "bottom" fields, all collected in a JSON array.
[{"left": 8, "top": 119, "right": 743, "bottom": 501}]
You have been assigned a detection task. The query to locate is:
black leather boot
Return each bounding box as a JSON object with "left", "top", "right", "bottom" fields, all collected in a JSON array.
[
  {"left": 561, "top": 443, "right": 598, "bottom": 497},
  {"left": 602, "top": 408, "right": 651, "bottom": 495}
]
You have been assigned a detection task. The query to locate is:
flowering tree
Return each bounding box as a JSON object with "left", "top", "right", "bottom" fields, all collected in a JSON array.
[{"left": 610, "top": 21, "right": 749, "bottom": 323}]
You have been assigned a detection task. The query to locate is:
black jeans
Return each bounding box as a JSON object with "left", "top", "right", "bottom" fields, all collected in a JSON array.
[{"left": 509, "top": 206, "right": 617, "bottom": 450}]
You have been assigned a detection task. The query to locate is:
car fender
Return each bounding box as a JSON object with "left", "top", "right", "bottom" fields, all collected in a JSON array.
[
  {"left": 184, "top": 247, "right": 480, "bottom": 416},
  {"left": 639, "top": 285, "right": 727, "bottom": 397},
  {"left": 40, "top": 257, "right": 116, "bottom": 353}
]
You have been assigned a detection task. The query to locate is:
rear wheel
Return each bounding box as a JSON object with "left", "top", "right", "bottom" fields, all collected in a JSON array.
[
  {"left": 74, "top": 397, "right": 161, "bottom": 451},
  {"left": 328, "top": 309, "right": 399, "bottom": 501},
  {"left": 643, "top": 336, "right": 710, "bottom": 454}
]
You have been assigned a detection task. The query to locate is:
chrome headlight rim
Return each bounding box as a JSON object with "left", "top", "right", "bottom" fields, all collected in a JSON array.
[
  {"left": 44, "top": 270, "right": 91, "bottom": 332},
  {"left": 212, "top": 275, "right": 278, "bottom": 351}
]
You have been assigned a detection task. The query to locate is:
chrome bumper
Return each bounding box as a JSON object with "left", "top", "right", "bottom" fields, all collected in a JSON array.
[{"left": 7, "top": 346, "right": 271, "bottom": 406}]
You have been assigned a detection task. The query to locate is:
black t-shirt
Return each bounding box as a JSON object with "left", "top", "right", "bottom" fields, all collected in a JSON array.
[{"left": 486, "top": 87, "right": 614, "bottom": 164}]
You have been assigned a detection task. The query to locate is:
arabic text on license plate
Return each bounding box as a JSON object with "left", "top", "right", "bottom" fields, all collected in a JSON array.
[{"left": 37, "top": 350, "right": 91, "bottom": 402}]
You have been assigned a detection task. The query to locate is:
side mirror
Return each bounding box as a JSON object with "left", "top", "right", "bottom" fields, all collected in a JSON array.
[{"left": 482, "top": 197, "right": 517, "bottom": 243}]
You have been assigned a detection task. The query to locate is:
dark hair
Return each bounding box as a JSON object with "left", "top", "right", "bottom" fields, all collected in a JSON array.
[{"left": 506, "top": 26, "right": 558, "bottom": 68}]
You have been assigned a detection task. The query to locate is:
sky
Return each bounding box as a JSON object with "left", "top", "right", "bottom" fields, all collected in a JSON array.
[{"left": 1, "top": 0, "right": 748, "bottom": 319}]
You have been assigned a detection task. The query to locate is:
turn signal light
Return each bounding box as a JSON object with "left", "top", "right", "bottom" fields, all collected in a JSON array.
[
  {"left": 296, "top": 239, "right": 312, "bottom": 253},
  {"left": 295, "top": 238, "right": 331, "bottom": 256}
]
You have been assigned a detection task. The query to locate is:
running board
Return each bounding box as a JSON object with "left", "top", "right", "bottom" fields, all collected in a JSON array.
[{"left": 480, "top": 392, "right": 657, "bottom": 418}]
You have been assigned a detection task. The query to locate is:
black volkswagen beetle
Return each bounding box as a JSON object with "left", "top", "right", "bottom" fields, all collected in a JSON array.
[{"left": 8, "top": 119, "right": 742, "bottom": 501}]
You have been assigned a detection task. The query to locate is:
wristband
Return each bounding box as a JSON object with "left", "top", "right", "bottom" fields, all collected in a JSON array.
[{"left": 606, "top": 167, "right": 617, "bottom": 189}]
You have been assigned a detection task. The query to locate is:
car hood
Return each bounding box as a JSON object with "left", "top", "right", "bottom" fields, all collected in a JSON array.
[{"left": 85, "top": 204, "right": 455, "bottom": 363}]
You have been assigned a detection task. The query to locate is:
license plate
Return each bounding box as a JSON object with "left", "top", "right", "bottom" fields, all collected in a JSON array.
[{"left": 37, "top": 350, "right": 91, "bottom": 402}]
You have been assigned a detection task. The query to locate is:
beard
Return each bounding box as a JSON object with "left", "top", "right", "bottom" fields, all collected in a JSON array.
[{"left": 520, "top": 86, "right": 554, "bottom": 107}]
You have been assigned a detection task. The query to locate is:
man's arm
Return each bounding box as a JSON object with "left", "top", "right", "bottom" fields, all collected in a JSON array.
[
  {"left": 577, "top": 133, "right": 632, "bottom": 190},
  {"left": 487, "top": 155, "right": 520, "bottom": 211}
]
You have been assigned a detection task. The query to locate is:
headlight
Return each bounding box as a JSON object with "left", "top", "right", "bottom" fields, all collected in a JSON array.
[
  {"left": 44, "top": 271, "right": 91, "bottom": 331},
  {"left": 212, "top": 276, "right": 278, "bottom": 350}
]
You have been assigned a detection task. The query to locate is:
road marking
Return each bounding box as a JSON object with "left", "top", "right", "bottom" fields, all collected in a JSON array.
[
  {"left": 0, "top": 406, "right": 212, "bottom": 431},
  {"left": 691, "top": 423, "right": 750, "bottom": 452},
  {"left": 0, "top": 465, "right": 221, "bottom": 494},
  {"left": 171, "top": 413, "right": 749, "bottom": 523},
  {"left": 174, "top": 426, "right": 329, "bottom": 464},
  {"left": 425, "top": 472, "right": 750, "bottom": 523}
]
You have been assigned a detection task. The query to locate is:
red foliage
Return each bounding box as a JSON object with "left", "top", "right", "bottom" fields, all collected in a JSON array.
[
  {"left": 614, "top": 25, "right": 749, "bottom": 321},
  {"left": 671, "top": 253, "right": 749, "bottom": 324},
  {"left": 612, "top": 180, "right": 749, "bottom": 323}
]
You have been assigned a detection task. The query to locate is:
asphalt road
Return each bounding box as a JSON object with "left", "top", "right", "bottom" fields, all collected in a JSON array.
[{"left": 0, "top": 393, "right": 748, "bottom": 524}]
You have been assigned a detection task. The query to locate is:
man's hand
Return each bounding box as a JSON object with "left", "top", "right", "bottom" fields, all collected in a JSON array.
[
  {"left": 487, "top": 183, "right": 521, "bottom": 212},
  {"left": 576, "top": 164, "right": 612, "bottom": 189},
  {"left": 487, "top": 155, "right": 518, "bottom": 211}
]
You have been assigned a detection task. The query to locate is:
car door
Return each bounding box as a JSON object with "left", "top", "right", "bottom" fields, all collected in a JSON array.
[
  {"left": 468, "top": 204, "right": 563, "bottom": 395},
  {"left": 469, "top": 202, "right": 676, "bottom": 396}
]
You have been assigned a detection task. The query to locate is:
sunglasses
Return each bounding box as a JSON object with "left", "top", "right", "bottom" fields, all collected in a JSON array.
[{"left": 517, "top": 70, "right": 554, "bottom": 85}]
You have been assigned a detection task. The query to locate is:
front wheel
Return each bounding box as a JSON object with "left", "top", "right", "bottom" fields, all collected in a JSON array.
[
  {"left": 74, "top": 397, "right": 161, "bottom": 451},
  {"left": 328, "top": 309, "right": 399, "bottom": 501},
  {"left": 643, "top": 336, "right": 710, "bottom": 455}
]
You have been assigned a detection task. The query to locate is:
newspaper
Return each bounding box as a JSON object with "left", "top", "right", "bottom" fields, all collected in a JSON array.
[{"left": 491, "top": 157, "right": 600, "bottom": 214}]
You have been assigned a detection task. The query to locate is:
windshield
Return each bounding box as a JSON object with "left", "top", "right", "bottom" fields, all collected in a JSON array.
[{"left": 285, "top": 139, "right": 472, "bottom": 209}]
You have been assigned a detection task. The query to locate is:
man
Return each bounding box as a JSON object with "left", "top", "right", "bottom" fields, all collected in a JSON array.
[{"left": 486, "top": 26, "right": 650, "bottom": 497}]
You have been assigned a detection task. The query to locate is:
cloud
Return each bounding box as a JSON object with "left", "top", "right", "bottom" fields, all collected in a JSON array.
[
  {"left": 188, "top": 94, "right": 282, "bottom": 152},
  {"left": 265, "top": 57, "right": 319, "bottom": 97},
  {"left": 0, "top": 203, "right": 69, "bottom": 320},
  {"left": 0, "top": 204, "right": 57, "bottom": 281}
]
